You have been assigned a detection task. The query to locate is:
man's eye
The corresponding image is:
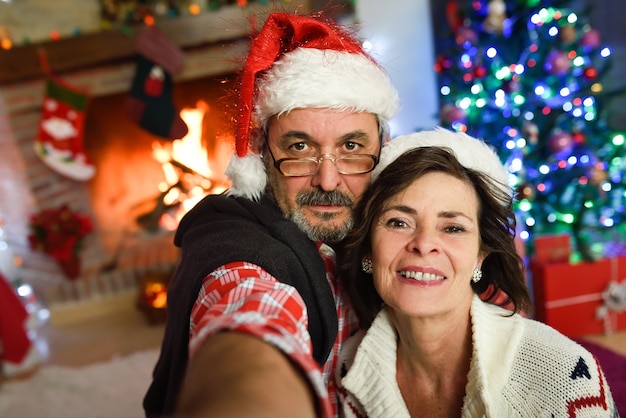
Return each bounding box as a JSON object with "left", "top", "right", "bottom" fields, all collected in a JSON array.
[
  {"left": 291, "top": 142, "right": 307, "bottom": 151},
  {"left": 343, "top": 142, "right": 359, "bottom": 152}
]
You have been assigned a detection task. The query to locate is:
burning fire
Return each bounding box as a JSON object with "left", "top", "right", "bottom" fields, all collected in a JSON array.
[{"left": 152, "top": 101, "right": 231, "bottom": 231}]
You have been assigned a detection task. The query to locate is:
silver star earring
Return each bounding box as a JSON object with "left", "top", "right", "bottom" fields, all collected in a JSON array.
[
  {"left": 471, "top": 268, "right": 482, "bottom": 283},
  {"left": 361, "top": 257, "right": 373, "bottom": 274}
]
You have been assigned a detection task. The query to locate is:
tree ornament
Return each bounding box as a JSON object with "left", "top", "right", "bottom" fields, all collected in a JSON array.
[
  {"left": 472, "top": 65, "right": 487, "bottom": 79},
  {"left": 548, "top": 130, "right": 574, "bottom": 154},
  {"left": 572, "top": 131, "right": 585, "bottom": 145},
  {"left": 483, "top": 0, "right": 507, "bottom": 35},
  {"left": 440, "top": 103, "right": 466, "bottom": 124},
  {"left": 522, "top": 121, "right": 539, "bottom": 145},
  {"left": 580, "top": 29, "right": 601, "bottom": 49},
  {"left": 445, "top": 0, "right": 463, "bottom": 33},
  {"left": 516, "top": 182, "right": 535, "bottom": 200},
  {"left": 583, "top": 66, "right": 598, "bottom": 81},
  {"left": 501, "top": 78, "right": 520, "bottom": 93},
  {"left": 559, "top": 25, "right": 577, "bottom": 44},
  {"left": 545, "top": 50, "right": 571, "bottom": 75},
  {"left": 434, "top": 55, "right": 452, "bottom": 72},
  {"left": 589, "top": 166, "right": 608, "bottom": 186},
  {"left": 455, "top": 26, "right": 478, "bottom": 46}
]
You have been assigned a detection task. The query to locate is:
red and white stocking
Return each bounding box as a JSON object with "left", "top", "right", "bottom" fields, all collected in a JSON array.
[{"left": 35, "top": 76, "right": 95, "bottom": 181}]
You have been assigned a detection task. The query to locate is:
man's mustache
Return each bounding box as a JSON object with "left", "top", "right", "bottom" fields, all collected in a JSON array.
[{"left": 296, "top": 190, "right": 353, "bottom": 207}]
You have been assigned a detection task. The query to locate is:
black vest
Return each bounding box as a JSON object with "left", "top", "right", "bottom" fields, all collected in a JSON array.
[{"left": 143, "top": 194, "right": 338, "bottom": 417}]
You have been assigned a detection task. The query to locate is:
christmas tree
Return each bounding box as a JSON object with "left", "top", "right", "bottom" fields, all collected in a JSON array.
[{"left": 435, "top": 0, "right": 626, "bottom": 261}]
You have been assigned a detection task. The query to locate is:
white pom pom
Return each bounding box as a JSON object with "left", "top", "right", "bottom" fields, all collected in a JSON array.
[{"left": 225, "top": 153, "right": 267, "bottom": 201}]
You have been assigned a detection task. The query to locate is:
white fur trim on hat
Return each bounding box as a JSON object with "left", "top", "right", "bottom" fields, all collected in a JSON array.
[
  {"left": 225, "top": 153, "right": 267, "bottom": 201},
  {"left": 374, "top": 127, "right": 512, "bottom": 202},
  {"left": 254, "top": 48, "right": 399, "bottom": 130}
]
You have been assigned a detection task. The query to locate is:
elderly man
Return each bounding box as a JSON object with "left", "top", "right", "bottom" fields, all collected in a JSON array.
[{"left": 143, "top": 12, "right": 399, "bottom": 418}]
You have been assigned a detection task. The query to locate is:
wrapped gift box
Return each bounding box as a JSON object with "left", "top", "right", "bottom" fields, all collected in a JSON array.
[
  {"left": 530, "top": 256, "right": 626, "bottom": 337},
  {"left": 533, "top": 234, "right": 571, "bottom": 263}
]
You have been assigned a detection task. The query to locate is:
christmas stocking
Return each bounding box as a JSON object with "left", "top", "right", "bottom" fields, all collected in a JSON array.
[
  {"left": 124, "top": 27, "right": 188, "bottom": 140},
  {"left": 35, "top": 76, "right": 95, "bottom": 181}
]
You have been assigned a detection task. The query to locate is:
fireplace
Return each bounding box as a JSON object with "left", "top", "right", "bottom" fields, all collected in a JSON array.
[
  {"left": 0, "top": 69, "right": 240, "bottom": 306},
  {"left": 0, "top": 3, "right": 291, "bottom": 306},
  {"left": 85, "top": 76, "right": 236, "bottom": 254}
]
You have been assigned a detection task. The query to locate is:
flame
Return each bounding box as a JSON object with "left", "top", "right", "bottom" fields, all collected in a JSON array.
[{"left": 151, "top": 101, "right": 229, "bottom": 230}]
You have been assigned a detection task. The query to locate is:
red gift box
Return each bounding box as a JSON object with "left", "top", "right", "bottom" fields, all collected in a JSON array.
[
  {"left": 531, "top": 256, "right": 626, "bottom": 337},
  {"left": 533, "top": 234, "right": 571, "bottom": 263}
]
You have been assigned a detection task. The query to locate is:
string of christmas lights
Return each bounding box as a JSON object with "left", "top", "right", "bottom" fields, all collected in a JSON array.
[
  {"left": 436, "top": 0, "right": 626, "bottom": 261},
  {"left": 0, "top": 0, "right": 268, "bottom": 49}
]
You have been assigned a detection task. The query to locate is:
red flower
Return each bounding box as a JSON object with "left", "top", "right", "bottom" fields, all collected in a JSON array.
[{"left": 28, "top": 205, "right": 93, "bottom": 263}]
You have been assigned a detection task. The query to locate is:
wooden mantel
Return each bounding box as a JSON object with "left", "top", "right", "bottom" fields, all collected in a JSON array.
[{"left": 0, "top": 2, "right": 310, "bottom": 85}]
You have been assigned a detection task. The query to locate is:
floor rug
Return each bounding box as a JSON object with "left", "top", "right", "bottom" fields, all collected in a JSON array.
[
  {"left": 1, "top": 343, "right": 623, "bottom": 417},
  {"left": 577, "top": 339, "right": 626, "bottom": 417},
  {"left": 0, "top": 349, "right": 158, "bottom": 418}
]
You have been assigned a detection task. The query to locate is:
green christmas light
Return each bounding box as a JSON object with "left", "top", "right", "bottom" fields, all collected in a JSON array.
[{"left": 519, "top": 200, "right": 532, "bottom": 212}]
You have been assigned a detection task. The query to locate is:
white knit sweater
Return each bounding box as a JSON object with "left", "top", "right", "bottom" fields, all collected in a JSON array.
[{"left": 336, "top": 294, "right": 617, "bottom": 417}]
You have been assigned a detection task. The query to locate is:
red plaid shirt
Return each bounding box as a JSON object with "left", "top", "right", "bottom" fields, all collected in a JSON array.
[{"left": 189, "top": 243, "right": 358, "bottom": 418}]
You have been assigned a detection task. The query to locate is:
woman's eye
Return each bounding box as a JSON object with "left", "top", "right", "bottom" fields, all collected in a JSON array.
[
  {"left": 445, "top": 225, "right": 465, "bottom": 234},
  {"left": 386, "top": 218, "right": 408, "bottom": 229}
]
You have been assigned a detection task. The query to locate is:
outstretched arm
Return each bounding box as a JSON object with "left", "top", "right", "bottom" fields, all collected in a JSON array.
[
  {"left": 176, "top": 332, "right": 317, "bottom": 417},
  {"left": 175, "top": 263, "right": 332, "bottom": 417}
]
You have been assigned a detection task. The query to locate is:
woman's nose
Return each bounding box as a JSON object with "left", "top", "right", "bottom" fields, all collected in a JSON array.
[{"left": 406, "top": 229, "right": 440, "bottom": 255}]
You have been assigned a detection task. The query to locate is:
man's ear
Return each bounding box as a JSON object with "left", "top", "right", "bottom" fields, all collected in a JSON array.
[{"left": 249, "top": 128, "right": 265, "bottom": 154}]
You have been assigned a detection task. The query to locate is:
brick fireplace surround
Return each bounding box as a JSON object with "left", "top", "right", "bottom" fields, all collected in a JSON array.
[{"left": 0, "top": 4, "right": 304, "bottom": 310}]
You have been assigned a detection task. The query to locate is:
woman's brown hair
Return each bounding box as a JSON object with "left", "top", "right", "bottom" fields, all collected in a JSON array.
[{"left": 337, "top": 146, "right": 532, "bottom": 328}]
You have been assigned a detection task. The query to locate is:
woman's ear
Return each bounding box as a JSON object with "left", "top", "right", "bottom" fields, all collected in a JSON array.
[{"left": 476, "top": 252, "right": 488, "bottom": 269}]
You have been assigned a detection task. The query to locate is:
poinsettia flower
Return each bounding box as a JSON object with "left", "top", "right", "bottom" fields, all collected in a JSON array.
[{"left": 28, "top": 205, "right": 93, "bottom": 264}]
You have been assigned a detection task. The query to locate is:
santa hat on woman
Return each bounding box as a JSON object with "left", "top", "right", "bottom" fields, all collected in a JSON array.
[
  {"left": 374, "top": 128, "right": 513, "bottom": 204},
  {"left": 225, "top": 12, "right": 399, "bottom": 200}
]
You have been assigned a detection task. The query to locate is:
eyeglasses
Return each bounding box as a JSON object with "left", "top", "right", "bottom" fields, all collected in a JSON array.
[{"left": 268, "top": 147, "right": 379, "bottom": 177}]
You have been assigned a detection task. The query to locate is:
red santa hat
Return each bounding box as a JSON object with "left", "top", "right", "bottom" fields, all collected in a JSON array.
[
  {"left": 225, "top": 12, "right": 399, "bottom": 200},
  {"left": 374, "top": 128, "right": 513, "bottom": 204}
]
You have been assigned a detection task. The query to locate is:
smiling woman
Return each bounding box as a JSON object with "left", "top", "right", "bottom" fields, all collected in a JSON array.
[
  {"left": 370, "top": 170, "right": 482, "bottom": 320},
  {"left": 336, "top": 128, "right": 618, "bottom": 418}
]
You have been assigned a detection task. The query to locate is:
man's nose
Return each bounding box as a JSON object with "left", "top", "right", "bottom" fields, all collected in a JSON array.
[{"left": 312, "top": 156, "right": 342, "bottom": 191}]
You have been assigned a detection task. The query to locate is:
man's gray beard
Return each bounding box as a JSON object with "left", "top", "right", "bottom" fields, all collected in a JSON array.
[
  {"left": 290, "top": 209, "right": 354, "bottom": 243},
  {"left": 289, "top": 189, "right": 355, "bottom": 243}
]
